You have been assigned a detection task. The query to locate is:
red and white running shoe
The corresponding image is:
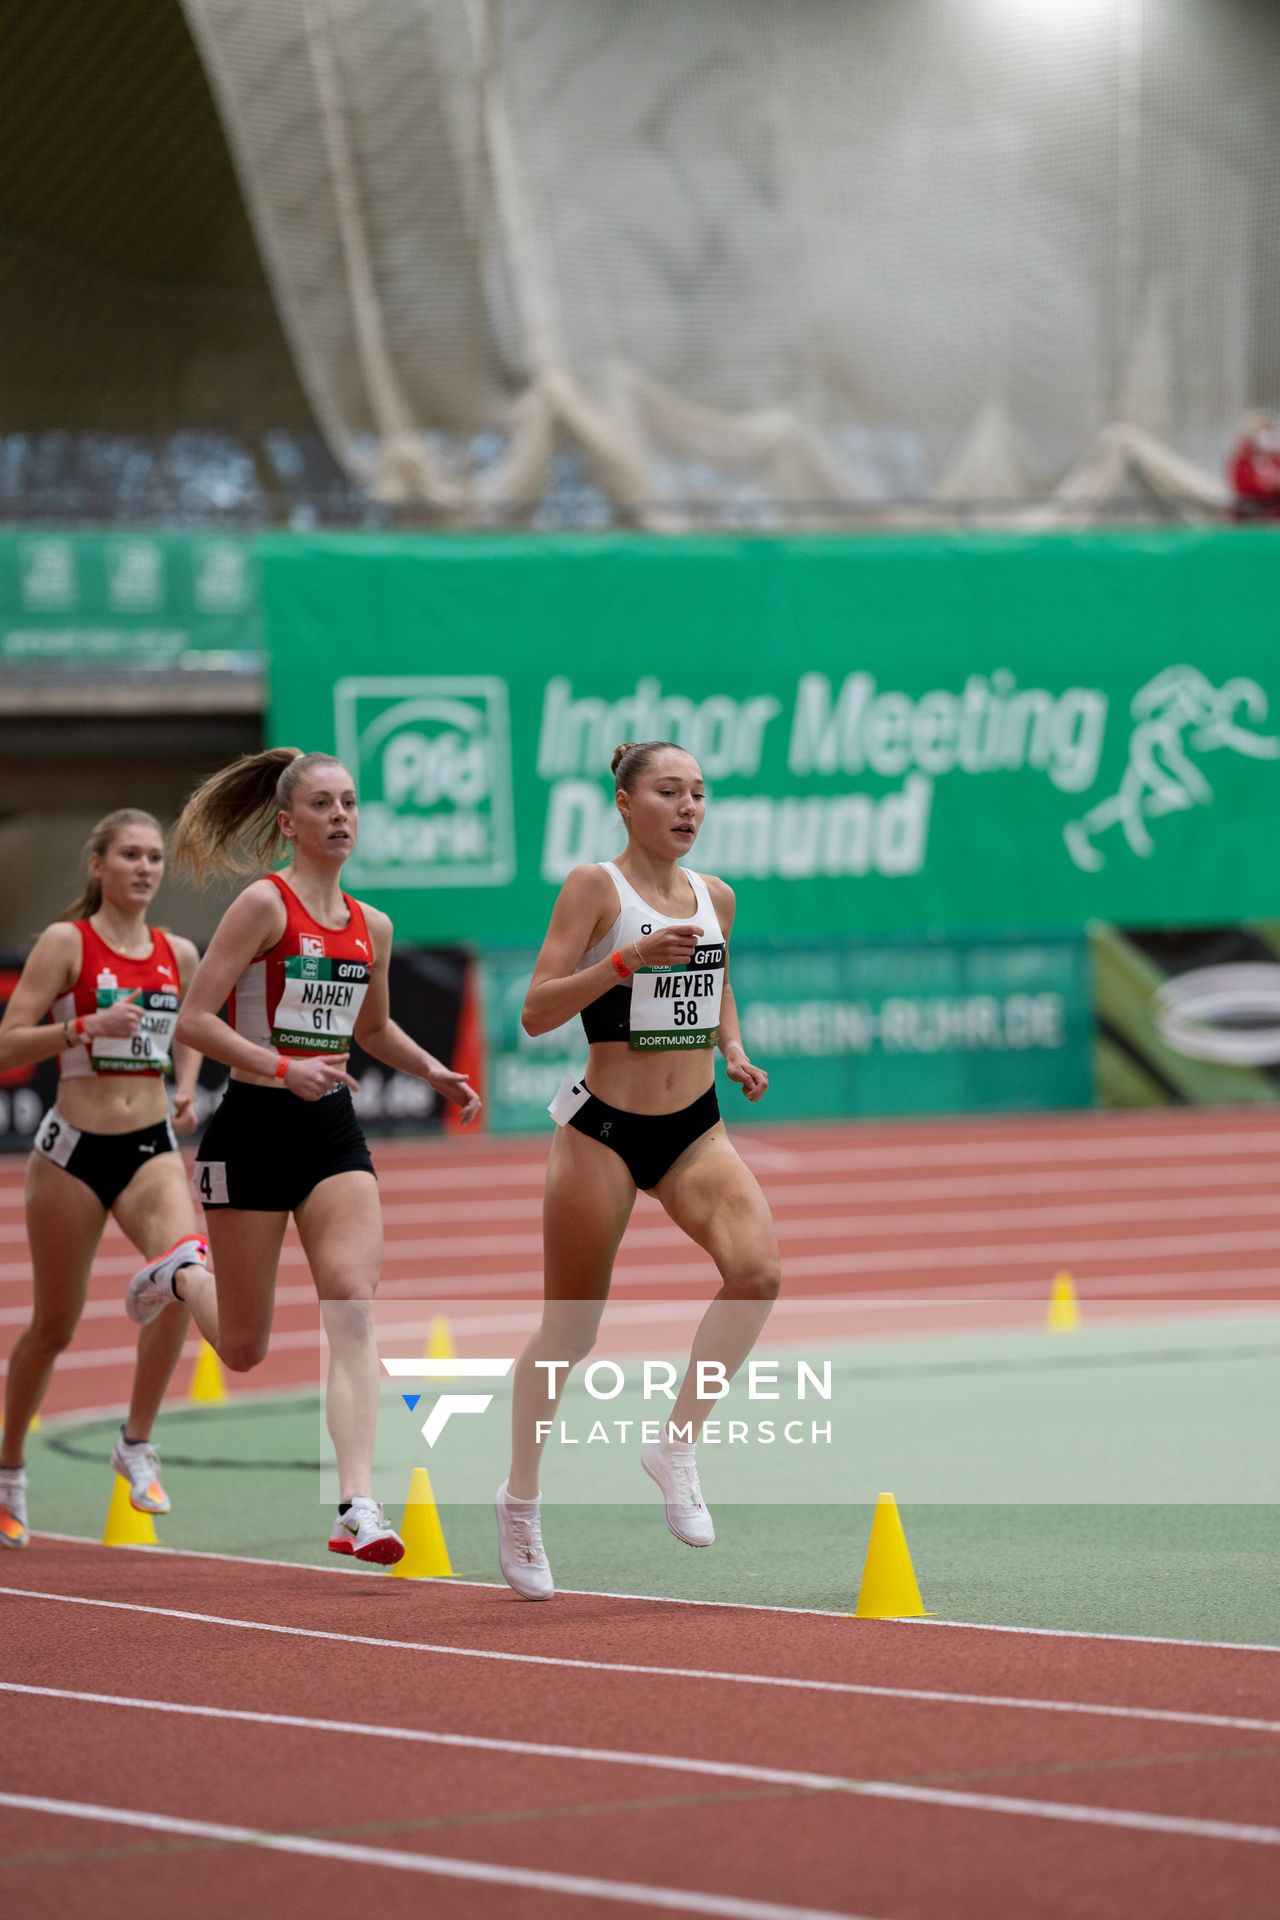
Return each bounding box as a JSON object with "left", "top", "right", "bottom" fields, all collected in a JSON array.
[{"left": 327, "top": 1497, "right": 405, "bottom": 1565}]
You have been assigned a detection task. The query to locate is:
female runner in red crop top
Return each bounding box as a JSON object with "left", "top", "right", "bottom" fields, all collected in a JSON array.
[
  {"left": 0, "top": 808, "right": 209, "bottom": 1547},
  {"left": 126, "top": 749, "right": 480, "bottom": 1565}
]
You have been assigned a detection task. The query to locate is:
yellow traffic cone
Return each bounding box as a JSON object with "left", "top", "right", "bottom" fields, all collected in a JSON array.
[
  {"left": 424, "top": 1316, "right": 457, "bottom": 1369},
  {"left": 189, "top": 1339, "right": 227, "bottom": 1404},
  {"left": 102, "top": 1473, "right": 159, "bottom": 1547},
  {"left": 388, "top": 1465, "right": 453, "bottom": 1579},
  {"left": 850, "top": 1492, "right": 930, "bottom": 1619},
  {"left": 1046, "top": 1270, "right": 1082, "bottom": 1333}
]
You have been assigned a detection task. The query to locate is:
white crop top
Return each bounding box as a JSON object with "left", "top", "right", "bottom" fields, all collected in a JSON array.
[{"left": 577, "top": 861, "right": 726, "bottom": 1050}]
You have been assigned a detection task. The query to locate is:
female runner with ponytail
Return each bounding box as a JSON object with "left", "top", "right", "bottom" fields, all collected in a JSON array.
[
  {"left": 125, "top": 749, "right": 480, "bottom": 1563},
  {"left": 0, "top": 809, "right": 209, "bottom": 1547}
]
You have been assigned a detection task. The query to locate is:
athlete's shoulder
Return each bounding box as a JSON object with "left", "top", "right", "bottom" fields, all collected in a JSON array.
[
  {"left": 222, "top": 876, "right": 289, "bottom": 938},
  {"left": 38, "top": 918, "right": 84, "bottom": 957},
  {"left": 560, "top": 862, "right": 615, "bottom": 898},
  {"left": 356, "top": 900, "right": 393, "bottom": 952},
  {"left": 700, "top": 873, "right": 735, "bottom": 913},
  {"left": 31, "top": 919, "right": 82, "bottom": 975},
  {"left": 166, "top": 932, "right": 201, "bottom": 972},
  {"left": 238, "top": 874, "right": 288, "bottom": 909},
  {"left": 12, "top": 921, "right": 81, "bottom": 1006}
]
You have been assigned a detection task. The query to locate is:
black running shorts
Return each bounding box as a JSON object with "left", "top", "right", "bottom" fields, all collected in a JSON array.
[
  {"left": 32, "top": 1108, "right": 178, "bottom": 1210},
  {"left": 566, "top": 1084, "right": 721, "bottom": 1191},
  {"left": 194, "top": 1081, "right": 374, "bottom": 1212}
]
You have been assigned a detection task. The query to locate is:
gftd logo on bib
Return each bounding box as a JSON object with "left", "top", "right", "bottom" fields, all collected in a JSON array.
[{"left": 333, "top": 676, "right": 516, "bottom": 889}]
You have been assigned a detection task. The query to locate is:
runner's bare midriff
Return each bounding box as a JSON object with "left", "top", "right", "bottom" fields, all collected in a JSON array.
[
  {"left": 583, "top": 1042, "right": 715, "bottom": 1115},
  {"left": 55, "top": 1075, "right": 171, "bottom": 1136}
]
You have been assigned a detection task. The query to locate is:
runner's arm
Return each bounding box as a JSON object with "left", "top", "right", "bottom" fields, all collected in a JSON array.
[
  {"left": 171, "top": 882, "right": 347, "bottom": 1090},
  {"left": 352, "top": 906, "right": 481, "bottom": 1121},
  {"left": 521, "top": 866, "right": 703, "bottom": 1036},
  {"left": 170, "top": 934, "right": 205, "bottom": 1133},
  {"left": 706, "top": 878, "right": 768, "bottom": 1102},
  {"left": 0, "top": 924, "right": 142, "bottom": 1068}
]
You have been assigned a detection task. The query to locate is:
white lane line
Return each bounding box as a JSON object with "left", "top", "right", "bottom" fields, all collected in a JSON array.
[
  {"left": 0, "top": 1792, "right": 862, "bottom": 1920},
  {"left": 26, "top": 1533, "right": 1280, "bottom": 1652},
  {"left": 4, "top": 1670, "right": 1279, "bottom": 1748},
  {"left": 10, "top": 1276, "right": 1279, "bottom": 1333},
  {"left": 8, "top": 1282, "right": 1279, "bottom": 1365},
  {"left": 13, "top": 1155, "right": 1280, "bottom": 1236},
  {"left": 4, "top": 1585, "right": 1279, "bottom": 1697},
  {"left": 2, "top": 1121, "right": 1278, "bottom": 1210},
  {"left": 7, "top": 1159, "right": 1280, "bottom": 1251},
  {"left": 2, "top": 1778, "right": 1278, "bottom": 1875},
  {"left": 98, "top": 1198, "right": 1280, "bottom": 1262},
  {"left": 8, "top": 1224, "right": 1280, "bottom": 1288}
]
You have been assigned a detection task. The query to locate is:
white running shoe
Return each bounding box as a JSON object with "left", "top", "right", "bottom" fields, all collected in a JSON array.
[
  {"left": 642, "top": 1441, "right": 715, "bottom": 1547},
  {"left": 109, "top": 1432, "right": 171, "bottom": 1515},
  {"left": 327, "top": 1497, "right": 405, "bottom": 1566},
  {"left": 0, "top": 1467, "right": 28, "bottom": 1549},
  {"left": 125, "top": 1234, "right": 208, "bottom": 1325},
  {"left": 495, "top": 1481, "right": 554, "bottom": 1600}
]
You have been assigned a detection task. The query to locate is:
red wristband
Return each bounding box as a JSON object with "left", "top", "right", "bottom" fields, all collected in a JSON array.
[
  {"left": 74, "top": 1015, "right": 88, "bottom": 1038},
  {"left": 274, "top": 1055, "right": 291, "bottom": 1080},
  {"left": 610, "top": 950, "right": 632, "bottom": 980}
]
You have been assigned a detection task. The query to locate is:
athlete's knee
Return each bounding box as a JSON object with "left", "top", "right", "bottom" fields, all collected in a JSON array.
[
  {"left": 723, "top": 1257, "right": 781, "bottom": 1304},
  {"left": 529, "top": 1319, "right": 598, "bottom": 1373},
  {"left": 28, "top": 1315, "right": 78, "bottom": 1359},
  {"left": 317, "top": 1276, "right": 378, "bottom": 1305},
  {"left": 220, "top": 1332, "right": 269, "bottom": 1373}
]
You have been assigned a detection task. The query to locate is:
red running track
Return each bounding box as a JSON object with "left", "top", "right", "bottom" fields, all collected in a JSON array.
[
  {"left": 0, "top": 1540, "right": 1278, "bottom": 1919},
  {"left": 2, "top": 1110, "right": 1279, "bottom": 1916},
  {"left": 3, "top": 1108, "right": 1280, "bottom": 1413}
]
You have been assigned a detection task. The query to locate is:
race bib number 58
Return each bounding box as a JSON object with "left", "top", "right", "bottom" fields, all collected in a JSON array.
[{"left": 629, "top": 943, "right": 724, "bottom": 1051}]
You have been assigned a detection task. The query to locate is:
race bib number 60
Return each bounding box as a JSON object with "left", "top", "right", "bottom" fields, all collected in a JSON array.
[{"left": 91, "top": 987, "right": 179, "bottom": 1075}]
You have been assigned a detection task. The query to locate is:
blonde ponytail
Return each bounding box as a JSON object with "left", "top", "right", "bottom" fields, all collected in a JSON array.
[{"left": 171, "top": 748, "right": 344, "bottom": 882}]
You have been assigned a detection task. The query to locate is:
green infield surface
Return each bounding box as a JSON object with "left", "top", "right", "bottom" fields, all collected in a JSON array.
[{"left": 27, "top": 1314, "right": 1280, "bottom": 1647}]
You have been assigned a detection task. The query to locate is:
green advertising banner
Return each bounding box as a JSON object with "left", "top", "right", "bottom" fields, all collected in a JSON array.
[
  {"left": 479, "top": 935, "right": 1092, "bottom": 1131},
  {"left": 262, "top": 531, "right": 1280, "bottom": 946},
  {"left": 0, "top": 531, "right": 262, "bottom": 664}
]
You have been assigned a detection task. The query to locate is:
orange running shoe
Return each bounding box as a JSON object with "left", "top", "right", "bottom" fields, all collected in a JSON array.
[
  {"left": 109, "top": 1431, "right": 171, "bottom": 1514},
  {"left": 0, "top": 1467, "right": 29, "bottom": 1548}
]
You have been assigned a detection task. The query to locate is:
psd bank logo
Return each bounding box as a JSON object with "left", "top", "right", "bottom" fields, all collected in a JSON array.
[
  {"left": 382, "top": 1355, "right": 514, "bottom": 1446},
  {"left": 334, "top": 676, "right": 515, "bottom": 889}
]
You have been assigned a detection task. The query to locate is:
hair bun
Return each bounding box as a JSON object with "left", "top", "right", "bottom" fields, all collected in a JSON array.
[{"left": 610, "top": 741, "right": 639, "bottom": 776}]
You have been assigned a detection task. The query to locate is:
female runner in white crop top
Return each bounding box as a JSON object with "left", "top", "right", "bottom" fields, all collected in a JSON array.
[{"left": 495, "top": 740, "right": 780, "bottom": 1600}]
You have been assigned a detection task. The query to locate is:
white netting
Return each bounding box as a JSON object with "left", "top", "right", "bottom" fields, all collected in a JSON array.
[{"left": 181, "top": 0, "right": 1280, "bottom": 526}]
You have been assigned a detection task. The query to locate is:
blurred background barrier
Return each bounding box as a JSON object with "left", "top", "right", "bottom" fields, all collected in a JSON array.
[
  {"left": 0, "top": 530, "right": 262, "bottom": 667},
  {"left": 479, "top": 934, "right": 1094, "bottom": 1133}
]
